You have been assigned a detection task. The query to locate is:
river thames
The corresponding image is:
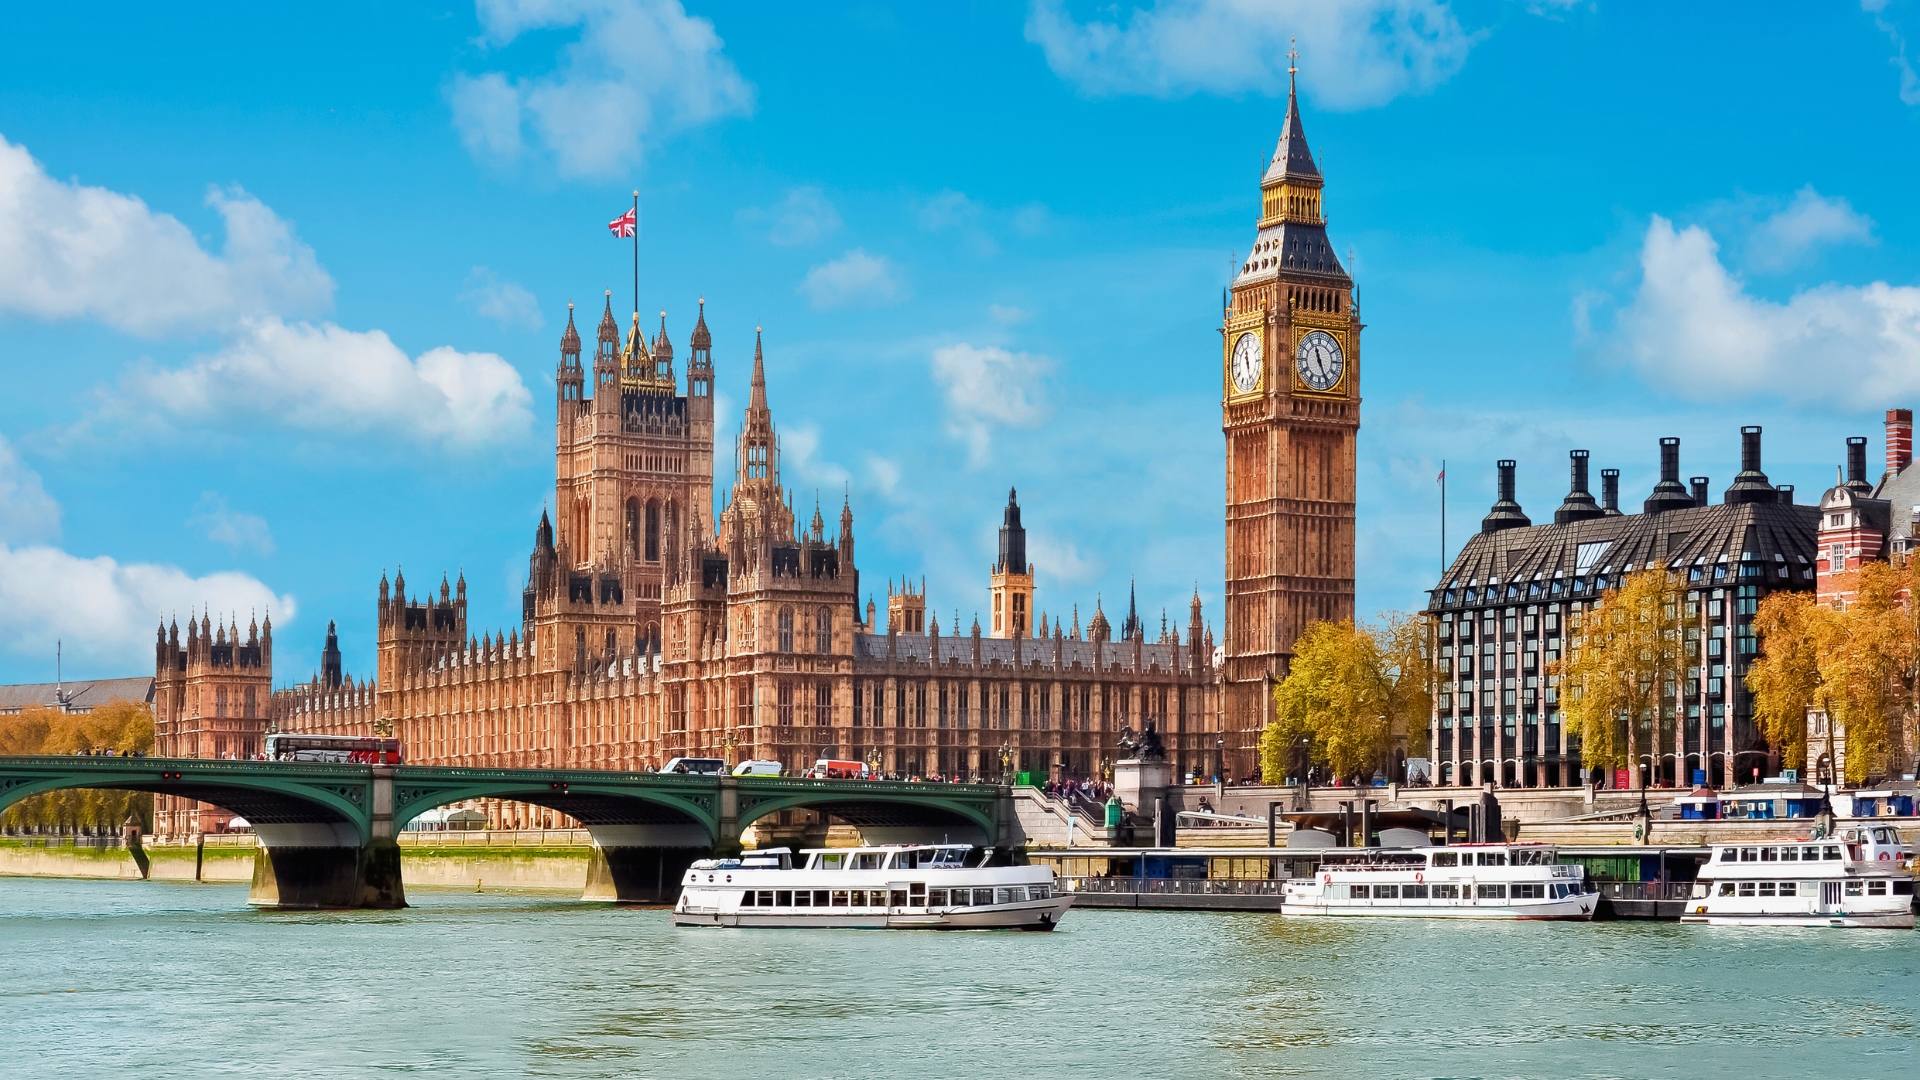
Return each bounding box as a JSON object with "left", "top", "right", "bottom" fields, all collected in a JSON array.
[{"left": 1, "top": 878, "right": 1914, "bottom": 1079}]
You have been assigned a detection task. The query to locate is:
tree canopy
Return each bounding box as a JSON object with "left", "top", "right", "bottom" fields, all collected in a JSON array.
[
  {"left": 1259, "top": 614, "right": 1430, "bottom": 784},
  {"left": 0, "top": 700, "right": 155, "bottom": 833}
]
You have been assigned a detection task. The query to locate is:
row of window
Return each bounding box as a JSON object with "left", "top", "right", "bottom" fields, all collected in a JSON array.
[
  {"left": 847, "top": 680, "right": 1186, "bottom": 731},
  {"left": 1335, "top": 882, "right": 1576, "bottom": 900},
  {"left": 1713, "top": 880, "right": 1911, "bottom": 897},
  {"left": 1718, "top": 845, "right": 1842, "bottom": 862},
  {"left": 735, "top": 885, "right": 1050, "bottom": 908}
]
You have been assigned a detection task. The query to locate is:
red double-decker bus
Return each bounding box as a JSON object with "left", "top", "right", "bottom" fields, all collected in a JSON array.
[{"left": 264, "top": 733, "right": 404, "bottom": 765}]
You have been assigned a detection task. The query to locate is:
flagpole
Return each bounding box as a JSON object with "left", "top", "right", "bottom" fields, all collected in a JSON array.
[
  {"left": 1440, "top": 459, "right": 1447, "bottom": 579},
  {"left": 631, "top": 190, "right": 639, "bottom": 320}
]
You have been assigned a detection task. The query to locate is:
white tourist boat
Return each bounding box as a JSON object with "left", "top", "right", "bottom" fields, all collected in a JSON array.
[
  {"left": 1682, "top": 825, "right": 1915, "bottom": 929},
  {"left": 672, "top": 845, "right": 1073, "bottom": 930},
  {"left": 1281, "top": 844, "right": 1599, "bottom": 920}
]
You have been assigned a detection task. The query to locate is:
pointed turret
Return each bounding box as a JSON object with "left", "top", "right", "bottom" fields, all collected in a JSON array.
[
  {"left": 749, "top": 327, "right": 768, "bottom": 412},
  {"left": 1122, "top": 580, "right": 1141, "bottom": 641},
  {"left": 1262, "top": 55, "right": 1321, "bottom": 186}
]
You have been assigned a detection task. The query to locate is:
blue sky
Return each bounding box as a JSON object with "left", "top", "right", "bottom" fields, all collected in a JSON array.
[{"left": 4, "top": 1, "right": 1920, "bottom": 684}]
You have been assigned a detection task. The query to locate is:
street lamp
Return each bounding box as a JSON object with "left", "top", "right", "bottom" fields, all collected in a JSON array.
[
  {"left": 999, "top": 741, "right": 1013, "bottom": 786},
  {"left": 1214, "top": 734, "right": 1225, "bottom": 802}
]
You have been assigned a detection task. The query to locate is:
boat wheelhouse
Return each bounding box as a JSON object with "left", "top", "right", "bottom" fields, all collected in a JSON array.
[
  {"left": 672, "top": 844, "right": 1072, "bottom": 930},
  {"left": 1281, "top": 843, "right": 1598, "bottom": 920},
  {"left": 1682, "top": 825, "right": 1915, "bottom": 928}
]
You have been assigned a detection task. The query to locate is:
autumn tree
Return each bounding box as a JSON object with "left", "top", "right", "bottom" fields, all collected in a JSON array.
[
  {"left": 1552, "top": 569, "right": 1688, "bottom": 788},
  {"left": 1260, "top": 614, "right": 1432, "bottom": 784},
  {"left": 1752, "top": 559, "right": 1920, "bottom": 784},
  {"left": 0, "top": 699, "right": 155, "bottom": 834}
]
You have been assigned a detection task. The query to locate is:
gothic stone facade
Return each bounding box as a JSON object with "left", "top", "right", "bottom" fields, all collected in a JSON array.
[
  {"left": 152, "top": 612, "right": 273, "bottom": 835},
  {"left": 269, "top": 302, "right": 1221, "bottom": 821},
  {"left": 1220, "top": 73, "right": 1360, "bottom": 779}
]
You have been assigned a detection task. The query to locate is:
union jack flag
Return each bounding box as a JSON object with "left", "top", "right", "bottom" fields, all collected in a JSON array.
[{"left": 608, "top": 207, "right": 636, "bottom": 238}]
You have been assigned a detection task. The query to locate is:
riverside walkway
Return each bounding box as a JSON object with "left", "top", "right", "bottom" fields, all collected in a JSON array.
[{"left": 0, "top": 756, "right": 1012, "bottom": 909}]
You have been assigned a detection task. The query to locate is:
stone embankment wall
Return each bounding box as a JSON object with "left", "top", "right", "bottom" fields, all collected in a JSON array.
[{"left": 0, "top": 834, "right": 596, "bottom": 891}]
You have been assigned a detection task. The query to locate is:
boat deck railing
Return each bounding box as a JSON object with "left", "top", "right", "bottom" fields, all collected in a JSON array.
[
  {"left": 1060, "top": 876, "right": 1286, "bottom": 897},
  {"left": 1598, "top": 880, "right": 1696, "bottom": 902}
]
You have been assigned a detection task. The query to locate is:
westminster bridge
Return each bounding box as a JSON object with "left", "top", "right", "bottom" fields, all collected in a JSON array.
[{"left": 0, "top": 757, "right": 1014, "bottom": 909}]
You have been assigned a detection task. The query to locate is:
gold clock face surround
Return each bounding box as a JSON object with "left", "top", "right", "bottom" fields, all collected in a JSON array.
[
  {"left": 1293, "top": 327, "right": 1345, "bottom": 393},
  {"left": 1230, "top": 331, "right": 1263, "bottom": 395}
]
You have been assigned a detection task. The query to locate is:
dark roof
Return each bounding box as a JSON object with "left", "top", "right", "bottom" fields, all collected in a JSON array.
[
  {"left": 1429, "top": 499, "right": 1818, "bottom": 608},
  {"left": 1235, "top": 220, "right": 1349, "bottom": 283},
  {"left": 1262, "top": 80, "right": 1321, "bottom": 185},
  {"left": 1872, "top": 462, "right": 1920, "bottom": 540},
  {"left": 0, "top": 677, "right": 156, "bottom": 714},
  {"left": 853, "top": 633, "right": 1189, "bottom": 675}
]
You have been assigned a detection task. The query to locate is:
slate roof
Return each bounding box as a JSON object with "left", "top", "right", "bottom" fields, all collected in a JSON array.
[
  {"left": 1429, "top": 499, "right": 1819, "bottom": 609},
  {"left": 0, "top": 677, "right": 155, "bottom": 714},
  {"left": 1871, "top": 462, "right": 1920, "bottom": 544},
  {"left": 853, "top": 633, "right": 1188, "bottom": 675}
]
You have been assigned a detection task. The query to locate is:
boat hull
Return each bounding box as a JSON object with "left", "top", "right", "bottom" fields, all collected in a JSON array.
[
  {"left": 671, "top": 895, "right": 1072, "bottom": 930},
  {"left": 1679, "top": 910, "right": 1914, "bottom": 929},
  {"left": 1281, "top": 893, "right": 1598, "bottom": 921}
]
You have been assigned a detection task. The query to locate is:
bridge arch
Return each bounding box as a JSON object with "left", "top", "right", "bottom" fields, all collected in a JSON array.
[
  {"left": 735, "top": 782, "right": 1001, "bottom": 846},
  {"left": 389, "top": 769, "right": 719, "bottom": 844}
]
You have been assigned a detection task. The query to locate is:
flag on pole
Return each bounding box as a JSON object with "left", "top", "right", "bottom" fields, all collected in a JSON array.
[
  {"left": 608, "top": 207, "right": 637, "bottom": 238},
  {"left": 1437, "top": 466, "right": 1445, "bottom": 484}
]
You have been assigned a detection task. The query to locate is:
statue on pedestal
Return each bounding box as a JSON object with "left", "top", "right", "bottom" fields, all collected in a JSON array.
[{"left": 1116, "top": 722, "right": 1165, "bottom": 762}]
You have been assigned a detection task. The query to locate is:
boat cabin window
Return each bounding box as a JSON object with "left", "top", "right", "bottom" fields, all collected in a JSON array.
[
  {"left": 1403, "top": 883, "right": 1429, "bottom": 898},
  {"left": 1476, "top": 851, "right": 1507, "bottom": 867},
  {"left": 1778, "top": 846, "right": 1799, "bottom": 861},
  {"left": 1476, "top": 883, "right": 1506, "bottom": 899},
  {"left": 1845, "top": 881, "right": 1863, "bottom": 896},
  {"left": 1511, "top": 849, "right": 1553, "bottom": 866},
  {"left": 1372, "top": 884, "right": 1398, "bottom": 899},
  {"left": 1759, "top": 847, "right": 1778, "bottom": 861},
  {"left": 1739, "top": 848, "right": 1758, "bottom": 862},
  {"left": 1718, "top": 882, "right": 1735, "bottom": 896},
  {"left": 887, "top": 851, "right": 914, "bottom": 870},
  {"left": 1868, "top": 881, "right": 1888, "bottom": 896},
  {"left": 1824, "top": 845, "right": 1841, "bottom": 860},
  {"left": 928, "top": 888, "right": 949, "bottom": 906},
  {"left": 852, "top": 852, "right": 887, "bottom": 870},
  {"left": 815, "top": 853, "right": 846, "bottom": 871},
  {"left": 970, "top": 888, "right": 995, "bottom": 905},
  {"left": 1872, "top": 827, "right": 1901, "bottom": 845},
  {"left": 1430, "top": 852, "right": 1459, "bottom": 867},
  {"left": 1718, "top": 848, "right": 1737, "bottom": 861},
  {"left": 1895, "top": 881, "right": 1915, "bottom": 896},
  {"left": 1431, "top": 884, "right": 1461, "bottom": 899}
]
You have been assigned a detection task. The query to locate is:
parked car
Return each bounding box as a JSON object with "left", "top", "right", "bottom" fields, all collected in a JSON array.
[{"left": 661, "top": 757, "right": 728, "bottom": 776}]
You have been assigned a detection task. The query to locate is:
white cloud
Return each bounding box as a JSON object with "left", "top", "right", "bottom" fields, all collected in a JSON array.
[
  {"left": 1608, "top": 215, "right": 1920, "bottom": 407},
  {"left": 866, "top": 455, "right": 902, "bottom": 498},
  {"left": 743, "top": 187, "right": 841, "bottom": 246},
  {"left": 989, "top": 303, "right": 1032, "bottom": 324},
  {"left": 461, "top": 266, "right": 545, "bottom": 329},
  {"left": 99, "top": 317, "right": 533, "bottom": 447},
  {"left": 1024, "top": 0, "right": 1479, "bottom": 108},
  {"left": 918, "top": 190, "right": 983, "bottom": 233},
  {"left": 930, "top": 343, "right": 1053, "bottom": 464},
  {"left": 1027, "top": 531, "right": 1099, "bottom": 587},
  {"left": 780, "top": 422, "right": 852, "bottom": 492},
  {"left": 0, "top": 135, "right": 333, "bottom": 336},
  {"left": 0, "top": 543, "right": 293, "bottom": 674},
  {"left": 0, "top": 436, "right": 59, "bottom": 544},
  {"left": 189, "top": 492, "right": 275, "bottom": 556},
  {"left": 1865, "top": 0, "right": 1920, "bottom": 105},
  {"left": 451, "top": 0, "right": 755, "bottom": 179},
  {"left": 1743, "top": 186, "right": 1876, "bottom": 271},
  {"left": 798, "top": 249, "right": 905, "bottom": 310}
]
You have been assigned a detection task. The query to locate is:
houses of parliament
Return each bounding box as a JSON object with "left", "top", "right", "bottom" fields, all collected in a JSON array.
[{"left": 150, "top": 78, "right": 1359, "bottom": 834}]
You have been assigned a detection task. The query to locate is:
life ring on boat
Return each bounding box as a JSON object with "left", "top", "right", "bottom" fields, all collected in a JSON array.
[
  {"left": 1879, "top": 851, "right": 1892, "bottom": 861},
  {"left": 1415, "top": 871, "right": 1424, "bottom": 883},
  {"left": 1322, "top": 873, "right": 1332, "bottom": 885}
]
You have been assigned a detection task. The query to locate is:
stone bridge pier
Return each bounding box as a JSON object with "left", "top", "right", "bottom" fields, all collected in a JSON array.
[{"left": 249, "top": 766, "right": 404, "bottom": 910}]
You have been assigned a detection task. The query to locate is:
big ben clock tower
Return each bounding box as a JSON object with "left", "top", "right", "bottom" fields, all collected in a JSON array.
[{"left": 1221, "top": 54, "right": 1359, "bottom": 775}]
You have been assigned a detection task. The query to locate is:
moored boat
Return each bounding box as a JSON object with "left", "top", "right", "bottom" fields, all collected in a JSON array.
[
  {"left": 1281, "top": 843, "right": 1598, "bottom": 920},
  {"left": 672, "top": 844, "right": 1073, "bottom": 930},
  {"left": 1680, "top": 825, "right": 1915, "bottom": 929}
]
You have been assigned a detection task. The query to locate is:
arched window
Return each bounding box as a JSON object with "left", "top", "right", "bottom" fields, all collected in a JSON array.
[
  {"left": 778, "top": 606, "right": 794, "bottom": 653},
  {"left": 645, "top": 499, "right": 660, "bottom": 561},
  {"left": 815, "top": 606, "right": 832, "bottom": 654},
  {"left": 624, "top": 498, "right": 640, "bottom": 559}
]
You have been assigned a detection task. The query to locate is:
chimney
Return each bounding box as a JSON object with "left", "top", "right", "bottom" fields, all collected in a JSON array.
[
  {"left": 1723, "top": 426, "right": 1775, "bottom": 505},
  {"left": 1553, "top": 450, "right": 1605, "bottom": 524},
  {"left": 1691, "top": 476, "right": 1710, "bottom": 507},
  {"left": 1645, "top": 436, "right": 1695, "bottom": 514},
  {"left": 1777, "top": 485, "right": 1794, "bottom": 504},
  {"left": 1600, "top": 468, "right": 1621, "bottom": 515},
  {"left": 1846, "top": 436, "right": 1873, "bottom": 495},
  {"left": 1481, "top": 459, "right": 1532, "bottom": 534},
  {"left": 1888, "top": 409, "right": 1913, "bottom": 477}
]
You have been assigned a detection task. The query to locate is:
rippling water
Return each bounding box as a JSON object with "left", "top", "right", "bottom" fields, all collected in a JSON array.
[{"left": 1, "top": 877, "right": 1915, "bottom": 1079}]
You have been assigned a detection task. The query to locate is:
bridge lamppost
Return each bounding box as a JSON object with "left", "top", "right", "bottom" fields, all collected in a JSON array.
[
  {"left": 999, "top": 742, "right": 1013, "bottom": 787},
  {"left": 723, "top": 733, "right": 737, "bottom": 770}
]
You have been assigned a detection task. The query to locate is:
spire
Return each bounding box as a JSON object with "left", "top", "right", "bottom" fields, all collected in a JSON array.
[
  {"left": 561, "top": 301, "right": 580, "bottom": 355},
  {"left": 1122, "top": 579, "right": 1141, "bottom": 641},
  {"left": 750, "top": 326, "right": 767, "bottom": 412},
  {"left": 691, "top": 296, "right": 712, "bottom": 350},
  {"left": 996, "top": 487, "right": 1026, "bottom": 574},
  {"left": 597, "top": 292, "right": 618, "bottom": 343},
  {"left": 653, "top": 311, "right": 674, "bottom": 362},
  {"left": 1263, "top": 37, "right": 1321, "bottom": 187}
]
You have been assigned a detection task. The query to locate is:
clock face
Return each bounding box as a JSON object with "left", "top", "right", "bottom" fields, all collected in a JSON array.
[
  {"left": 1231, "top": 332, "right": 1263, "bottom": 394},
  {"left": 1295, "top": 330, "right": 1344, "bottom": 392}
]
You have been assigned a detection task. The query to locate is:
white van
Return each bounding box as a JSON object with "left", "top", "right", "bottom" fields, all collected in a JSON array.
[
  {"left": 732, "top": 760, "right": 784, "bottom": 777},
  {"left": 661, "top": 757, "right": 727, "bottom": 776}
]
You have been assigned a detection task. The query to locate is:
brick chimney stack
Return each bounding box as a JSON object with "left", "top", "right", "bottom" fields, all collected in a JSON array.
[{"left": 1886, "top": 408, "right": 1913, "bottom": 477}]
